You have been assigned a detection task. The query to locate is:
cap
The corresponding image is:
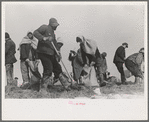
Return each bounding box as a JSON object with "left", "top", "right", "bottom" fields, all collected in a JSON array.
[
  {"left": 14, "top": 77, "right": 18, "bottom": 79},
  {"left": 139, "top": 47, "right": 144, "bottom": 53},
  {"left": 57, "top": 37, "right": 63, "bottom": 45},
  {"left": 5, "top": 32, "right": 10, "bottom": 39},
  {"left": 122, "top": 42, "right": 128, "bottom": 48},
  {"left": 102, "top": 52, "right": 107, "bottom": 57},
  {"left": 49, "top": 18, "right": 59, "bottom": 27},
  {"left": 27, "top": 31, "right": 33, "bottom": 35}
]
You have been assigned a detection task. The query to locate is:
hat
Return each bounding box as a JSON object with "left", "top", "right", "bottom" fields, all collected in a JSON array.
[
  {"left": 76, "top": 36, "right": 84, "bottom": 43},
  {"left": 139, "top": 47, "right": 144, "bottom": 53},
  {"left": 49, "top": 18, "right": 59, "bottom": 27},
  {"left": 102, "top": 52, "right": 107, "bottom": 57},
  {"left": 122, "top": 42, "right": 128, "bottom": 48},
  {"left": 57, "top": 37, "right": 63, "bottom": 45},
  {"left": 5, "top": 32, "right": 10, "bottom": 39},
  {"left": 14, "top": 77, "right": 18, "bottom": 79},
  {"left": 27, "top": 31, "right": 33, "bottom": 35}
]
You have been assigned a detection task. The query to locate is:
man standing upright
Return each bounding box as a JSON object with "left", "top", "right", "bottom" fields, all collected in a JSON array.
[
  {"left": 19, "top": 32, "right": 39, "bottom": 88},
  {"left": 5, "top": 32, "right": 17, "bottom": 86},
  {"left": 113, "top": 43, "right": 128, "bottom": 85},
  {"left": 33, "top": 18, "right": 70, "bottom": 92}
]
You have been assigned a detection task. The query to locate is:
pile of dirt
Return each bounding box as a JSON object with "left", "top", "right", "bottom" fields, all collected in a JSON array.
[
  {"left": 5, "top": 84, "right": 95, "bottom": 99},
  {"left": 5, "top": 80, "right": 144, "bottom": 99}
]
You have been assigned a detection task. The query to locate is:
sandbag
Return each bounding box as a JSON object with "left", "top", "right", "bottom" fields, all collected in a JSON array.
[
  {"left": 124, "top": 69, "right": 132, "bottom": 78},
  {"left": 82, "top": 66, "right": 98, "bottom": 86},
  {"left": 27, "top": 60, "right": 39, "bottom": 72}
]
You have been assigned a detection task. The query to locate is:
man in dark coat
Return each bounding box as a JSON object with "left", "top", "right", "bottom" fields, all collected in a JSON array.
[
  {"left": 113, "top": 43, "right": 128, "bottom": 85},
  {"left": 68, "top": 49, "right": 85, "bottom": 84},
  {"left": 33, "top": 18, "right": 71, "bottom": 92},
  {"left": 5, "top": 32, "right": 17, "bottom": 85}
]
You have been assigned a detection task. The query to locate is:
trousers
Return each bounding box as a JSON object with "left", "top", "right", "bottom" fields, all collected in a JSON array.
[
  {"left": 20, "top": 61, "right": 30, "bottom": 83},
  {"left": 115, "top": 62, "right": 126, "bottom": 82},
  {"left": 6, "top": 64, "right": 14, "bottom": 84},
  {"left": 38, "top": 53, "right": 62, "bottom": 79}
]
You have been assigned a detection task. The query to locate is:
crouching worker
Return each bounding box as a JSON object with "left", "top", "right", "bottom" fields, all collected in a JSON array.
[
  {"left": 125, "top": 48, "right": 144, "bottom": 84},
  {"left": 76, "top": 36, "right": 100, "bottom": 86},
  {"left": 19, "top": 32, "right": 41, "bottom": 90},
  {"left": 33, "top": 18, "right": 71, "bottom": 93}
]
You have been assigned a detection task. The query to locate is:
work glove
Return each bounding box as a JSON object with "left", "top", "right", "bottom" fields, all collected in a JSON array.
[
  {"left": 43, "top": 36, "right": 53, "bottom": 42},
  {"left": 25, "top": 58, "right": 30, "bottom": 62},
  {"left": 90, "top": 61, "right": 95, "bottom": 67}
]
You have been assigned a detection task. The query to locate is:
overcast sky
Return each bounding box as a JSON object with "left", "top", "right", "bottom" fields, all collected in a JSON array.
[{"left": 3, "top": 2, "right": 146, "bottom": 85}]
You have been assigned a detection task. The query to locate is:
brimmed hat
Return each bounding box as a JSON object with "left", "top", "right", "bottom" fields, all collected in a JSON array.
[
  {"left": 122, "top": 42, "right": 128, "bottom": 48},
  {"left": 49, "top": 18, "right": 59, "bottom": 27}
]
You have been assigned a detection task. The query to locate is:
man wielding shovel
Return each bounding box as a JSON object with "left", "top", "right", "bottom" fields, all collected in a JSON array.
[{"left": 33, "top": 18, "right": 71, "bottom": 93}]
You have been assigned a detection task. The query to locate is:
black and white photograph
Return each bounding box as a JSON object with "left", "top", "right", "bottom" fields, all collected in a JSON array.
[{"left": 2, "top": 1, "right": 148, "bottom": 120}]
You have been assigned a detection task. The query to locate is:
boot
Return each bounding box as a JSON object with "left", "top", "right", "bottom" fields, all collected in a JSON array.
[
  {"left": 40, "top": 75, "right": 52, "bottom": 93},
  {"left": 99, "top": 74, "right": 106, "bottom": 87},
  {"left": 53, "top": 77, "right": 59, "bottom": 85},
  {"left": 122, "top": 81, "right": 128, "bottom": 85},
  {"left": 78, "top": 76, "right": 85, "bottom": 85},
  {"left": 59, "top": 73, "right": 71, "bottom": 91},
  {"left": 134, "top": 77, "right": 140, "bottom": 84}
]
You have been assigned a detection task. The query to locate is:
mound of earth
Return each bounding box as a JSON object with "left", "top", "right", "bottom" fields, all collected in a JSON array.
[{"left": 5, "top": 80, "right": 144, "bottom": 99}]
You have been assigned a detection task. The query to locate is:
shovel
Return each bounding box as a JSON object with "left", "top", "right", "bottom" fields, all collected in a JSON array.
[{"left": 51, "top": 41, "right": 78, "bottom": 91}]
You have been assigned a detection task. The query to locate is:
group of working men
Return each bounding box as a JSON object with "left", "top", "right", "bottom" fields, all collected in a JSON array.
[{"left": 5, "top": 18, "right": 144, "bottom": 93}]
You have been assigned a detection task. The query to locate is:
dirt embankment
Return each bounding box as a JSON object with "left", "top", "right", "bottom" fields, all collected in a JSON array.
[{"left": 5, "top": 81, "right": 144, "bottom": 99}]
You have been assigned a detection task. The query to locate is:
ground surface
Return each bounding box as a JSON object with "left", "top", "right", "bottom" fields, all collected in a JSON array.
[{"left": 5, "top": 80, "right": 144, "bottom": 99}]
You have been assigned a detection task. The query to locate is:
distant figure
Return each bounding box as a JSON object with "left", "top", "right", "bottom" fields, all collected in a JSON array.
[
  {"left": 5, "top": 32, "right": 17, "bottom": 86},
  {"left": 125, "top": 48, "right": 144, "bottom": 84},
  {"left": 33, "top": 18, "right": 71, "bottom": 92},
  {"left": 19, "top": 32, "right": 39, "bottom": 88},
  {"left": 113, "top": 43, "right": 128, "bottom": 85},
  {"left": 53, "top": 37, "right": 64, "bottom": 84},
  {"left": 68, "top": 49, "right": 85, "bottom": 84},
  {"left": 96, "top": 52, "right": 109, "bottom": 86},
  {"left": 95, "top": 51, "right": 107, "bottom": 87},
  {"left": 55, "top": 37, "right": 63, "bottom": 62}
]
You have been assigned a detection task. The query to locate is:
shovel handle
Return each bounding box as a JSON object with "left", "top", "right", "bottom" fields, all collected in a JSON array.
[{"left": 51, "top": 42, "right": 74, "bottom": 84}]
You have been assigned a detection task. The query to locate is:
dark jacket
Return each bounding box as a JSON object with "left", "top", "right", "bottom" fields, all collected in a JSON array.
[
  {"left": 20, "top": 44, "right": 37, "bottom": 61},
  {"left": 5, "top": 38, "right": 17, "bottom": 65},
  {"left": 33, "top": 24, "right": 58, "bottom": 55},
  {"left": 100, "top": 55, "right": 107, "bottom": 73},
  {"left": 126, "top": 53, "right": 144, "bottom": 69},
  {"left": 95, "top": 48, "right": 102, "bottom": 67},
  {"left": 68, "top": 49, "right": 84, "bottom": 80},
  {"left": 113, "top": 46, "right": 125, "bottom": 64}
]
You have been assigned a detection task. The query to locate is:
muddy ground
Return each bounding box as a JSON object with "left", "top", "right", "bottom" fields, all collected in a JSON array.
[{"left": 5, "top": 80, "right": 144, "bottom": 99}]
